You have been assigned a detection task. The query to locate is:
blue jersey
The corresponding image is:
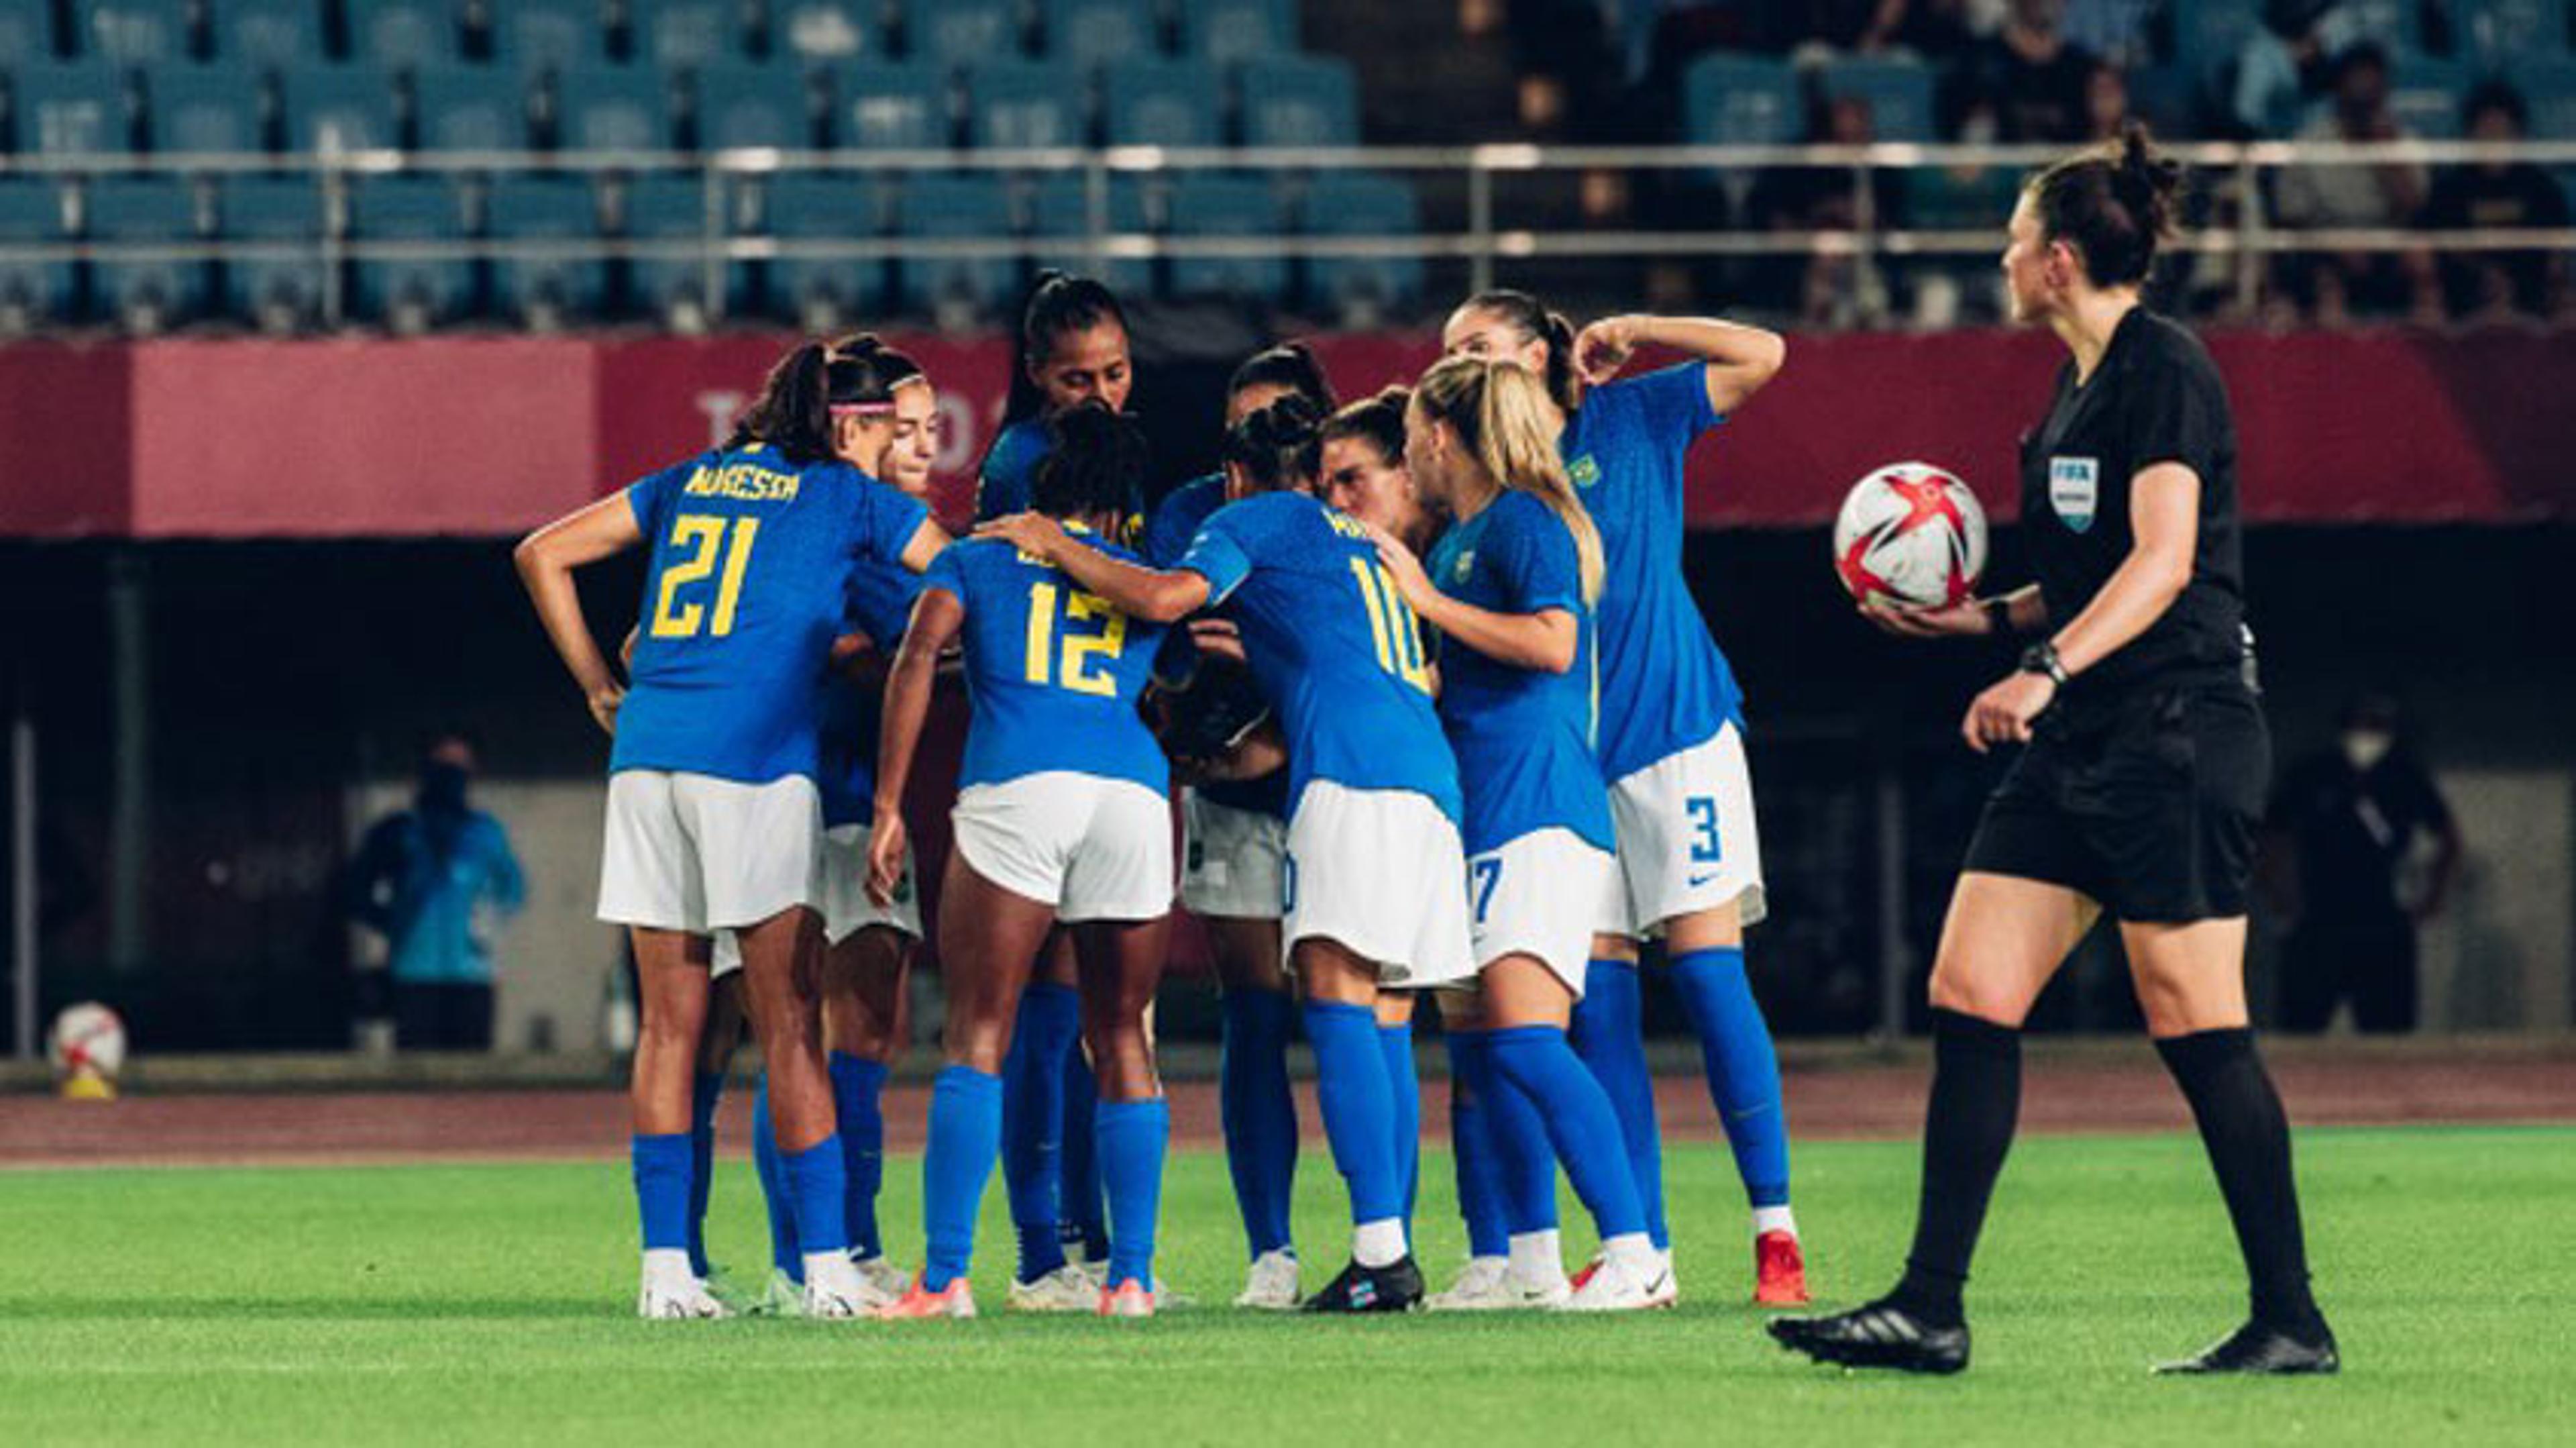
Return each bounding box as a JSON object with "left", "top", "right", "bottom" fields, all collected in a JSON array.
[
  {"left": 1560, "top": 363, "right": 1745, "bottom": 780},
  {"left": 616, "top": 445, "right": 929, "bottom": 784},
  {"left": 1175, "top": 491, "right": 1460, "bottom": 825},
  {"left": 816, "top": 558, "right": 924, "bottom": 828},
  {"left": 1424, "top": 490, "right": 1614, "bottom": 856},
  {"left": 925, "top": 528, "right": 1171, "bottom": 794},
  {"left": 1147, "top": 474, "right": 1289, "bottom": 820},
  {"left": 977, "top": 415, "right": 1147, "bottom": 538}
]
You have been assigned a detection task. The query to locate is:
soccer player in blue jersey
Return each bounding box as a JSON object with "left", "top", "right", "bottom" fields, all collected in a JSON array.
[
  {"left": 1144, "top": 344, "right": 1337, "bottom": 1310},
  {"left": 1442, "top": 291, "right": 1800, "bottom": 1304},
  {"left": 869, "top": 405, "right": 1177, "bottom": 1320},
  {"left": 514, "top": 340, "right": 947, "bottom": 1318},
  {"left": 981, "top": 400, "right": 1474, "bottom": 1315},
  {"left": 977, "top": 271, "right": 1136, "bottom": 524},
  {"left": 1372, "top": 357, "right": 1666, "bottom": 1312}
]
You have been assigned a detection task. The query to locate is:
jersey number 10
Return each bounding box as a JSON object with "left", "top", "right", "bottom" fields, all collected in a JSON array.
[
  {"left": 649, "top": 516, "right": 760, "bottom": 639},
  {"left": 1348, "top": 559, "right": 1432, "bottom": 692},
  {"left": 1024, "top": 582, "right": 1128, "bottom": 695}
]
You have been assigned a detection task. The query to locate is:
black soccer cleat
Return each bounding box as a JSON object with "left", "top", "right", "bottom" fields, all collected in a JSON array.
[
  {"left": 1299, "top": 1256, "right": 1426, "bottom": 1314},
  {"left": 2152, "top": 1319, "right": 2341, "bottom": 1376},
  {"left": 1767, "top": 1301, "right": 1971, "bottom": 1375}
]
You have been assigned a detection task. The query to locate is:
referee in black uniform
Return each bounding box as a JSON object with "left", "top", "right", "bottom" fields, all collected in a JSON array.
[{"left": 1770, "top": 126, "right": 2337, "bottom": 1376}]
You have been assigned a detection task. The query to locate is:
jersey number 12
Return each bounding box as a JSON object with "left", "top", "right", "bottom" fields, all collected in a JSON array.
[
  {"left": 650, "top": 516, "right": 760, "bottom": 639},
  {"left": 1024, "top": 582, "right": 1127, "bottom": 695}
]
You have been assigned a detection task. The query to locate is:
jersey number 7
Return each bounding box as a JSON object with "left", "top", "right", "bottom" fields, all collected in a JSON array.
[
  {"left": 1024, "top": 581, "right": 1128, "bottom": 694},
  {"left": 650, "top": 516, "right": 760, "bottom": 639}
]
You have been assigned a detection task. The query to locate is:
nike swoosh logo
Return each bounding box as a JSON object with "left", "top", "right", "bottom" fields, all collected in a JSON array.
[{"left": 1687, "top": 874, "right": 1722, "bottom": 888}]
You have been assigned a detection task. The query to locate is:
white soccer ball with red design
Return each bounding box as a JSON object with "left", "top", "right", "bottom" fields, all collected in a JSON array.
[
  {"left": 1833, "top": 462, "right": 1988, "bottom": 609},
  {"left": 48, "top": 1002, "right": 128, "bottom": 1082}
]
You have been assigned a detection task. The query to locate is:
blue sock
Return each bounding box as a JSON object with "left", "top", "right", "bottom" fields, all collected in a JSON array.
[
  {"left": 686, "top": 1072, "right": 722, "bottom": 1277},
  {"left": 922, "top": 1065, "right": 1004, "bottom": 1292},
  {"left": 631, "top": 1132, "right": 692, "bottom": 1252},
  {"left": 1488, "top": 1025, "right": 1646, "bottom": 1240},
  {"left": 1002, "top": 982, "right": 1079, "bottom": 1282},
  {"left": 1095, "top": 1096, "right": 1171, "bottom": 1288},
  {"left": 1670, "top": 946, "right": 1792, "bottom": 1209},
  {"left": 1379, "top": 1022, "right": 1420, "bottom": 1231},
  {"left": 780, "top": 1132, "right": 851, "bottom": 1257},
  {"left": 828, "top": 1053, "right": 889, "bottom": 1261},
  {"left": 1220, "top": 988, "right": 1299, "bottom": 1259},
  {"left": 1481, "top": 1035, "right": 1562, "bottom": 1235},
  {"left": 1059, "top": 1048, "right": 1108, "bottom": 1262},
  {"left": 1302, "top": 1000, "right": 1404, "bottom": 1228},
  {"left": 1444, "top": 1033, "right": 1509, "bottom": 1259},
  {"left": 1572, "top": 958, "right": 1669, "bottom": 1249},
  {"left": 751, "top": 1073, "right": 800, "bottom": 1282}
]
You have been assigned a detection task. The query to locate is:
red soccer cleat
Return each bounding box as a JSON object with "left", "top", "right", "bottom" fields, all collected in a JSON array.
[
  {"left": 1097, "top": 1278, "right": 1156, "bottom": 1318},
  {"left": 875, "top": 1275, "right": 977, "bottom": 1321},
  {"left": 1754, "top": 1230, "right": 1809, "bottom": 1307}
]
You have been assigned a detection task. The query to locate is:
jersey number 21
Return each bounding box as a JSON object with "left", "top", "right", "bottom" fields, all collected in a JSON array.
[{"left": 650, "top": 516, "right": 759, "bottom": 638}]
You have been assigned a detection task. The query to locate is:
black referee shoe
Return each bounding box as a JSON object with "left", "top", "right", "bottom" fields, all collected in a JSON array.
[
  {"left": 1299, "top": 1256, "right": 1426, "bottom": 1314},
  {"left": 2152, "top": 1319, "right": 2341, "bottom": 1376},
  {"left": 1767, "top": 1302, "right": 1970, "bottom": 1375}
]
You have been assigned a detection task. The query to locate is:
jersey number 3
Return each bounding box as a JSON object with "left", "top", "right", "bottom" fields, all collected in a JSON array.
[
  {"left": 649, "top": 516, "right": 760, "bottom": 639},
  {"left": 1024, "top": 582, "right": 1127, "bottom": 695}
]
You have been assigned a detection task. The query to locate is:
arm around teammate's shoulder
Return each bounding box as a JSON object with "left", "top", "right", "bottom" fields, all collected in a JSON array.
[
  {"left": 1572, "top": 313, "right": 1786, "bottom": 415},
  {"left": 973, "top": 511, "right": 1212, "bottom": 623}
]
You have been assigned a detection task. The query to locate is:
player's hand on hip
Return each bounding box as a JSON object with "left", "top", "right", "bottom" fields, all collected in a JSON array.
[
  {"left": 1963, "top": 672, "right": 2054, "bottom": 754},
  {"left": 1572, "top": 315, "right": 1641, "bottom": 384},
  {"left": 1863, "top": 597, "right": 1988, "bottom": 639},
  {"left": 586, "top": 681, "right": 625, "bottom": 736},
  {"left": 865, "top": 815, "right": 908, "bottom": 909},
  {"left": 1362, "top": 521, "right": 1434, "bottom": 610},
  {"left": 972, "top": 511, "right": 1067, "bottom": 561}
]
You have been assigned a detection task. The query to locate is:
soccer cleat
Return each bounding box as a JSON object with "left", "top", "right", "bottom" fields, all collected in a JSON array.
[
  {"left": 741, "top": 1267, "right": 806, "bottom": 1318},
  {"left": 852, "top": 1253, "right": 912, "bottom": 1303},
  {"left": 1008, "top": 1263, "right": 1100, "bottom": 1313},
  {"left": 1426, "top": 1255, "right": 1512, "bottom": 1311},
  {"left": 1571, "top": 1250, "right": 1678, "bottom": 1308},
  {"left": 1299, "top": 1256, "right": 1426, "bottom": 1314},
  {"left": 700, "top": 1263, "right": 753, "bottom": 1312},
  {"left": 1768, "top": 1301, "right": 1970, "bottom": 1374},
  {"left": 1087, "top": 1257, "right": 1192, "bottom": 1308},
  {"left": 801, "top": 1255, "right": 879, "bottom": 1319},
  {"left": 1755, "top": 1230, "right": 1810, "bottom": 1306},
  {"left": 2152, "top": 1321, "right": 2341, "bottom": 1376},
  {"left": 876, "top": 1275, "right": 979, "bottom": 1321},
  {"left": 637, "top": 1275, "right": 730, "bottom": 1321},
  {"left": 1234, "top": 1249, "right": 1301, "bottom": 1310},
  {"left": 1097, "top": 1278, "right": 1157, "bottom": 1318},
  {"left": 1559, "top": 1253, "right": 1669, "bottom": 1313}
]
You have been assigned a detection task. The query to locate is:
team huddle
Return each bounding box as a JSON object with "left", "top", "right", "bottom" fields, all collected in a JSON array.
[{"left": 518, "top": 272, "right": 1799, "bottom": 1321}]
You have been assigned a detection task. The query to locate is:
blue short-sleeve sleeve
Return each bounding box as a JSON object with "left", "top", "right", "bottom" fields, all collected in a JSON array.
[
  {"left": 623, "top": 459, "right": 691, "bottom": 535},
  {"left": 921, "top": 542, "right": 967, "bottom": 602},
  {"left": 1175, "top": 513, "right": 1255, "bottom": 605},
  {"left": 847, "top": 567, "right": 922, "bottom": 646},
  {"left": 1494, "top": 496, "right": 1582, "bottom": 616},
  {"left": 1145, "top": 476, "right": 1218, "bottom": 568},
  {"left": 1632, "top": 360, "right": 1721, "bottom": 441},
  {"left": 855, "top": 481, "right": 930, "bottom": 567}
]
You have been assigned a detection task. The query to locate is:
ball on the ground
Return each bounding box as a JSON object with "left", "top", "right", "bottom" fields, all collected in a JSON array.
[
  {"left": 1832, "top": 462, "right": 1988, "bottom": 610},
  {"left": 48, "top": 1002, "right": 128, "bottom": 1087}
]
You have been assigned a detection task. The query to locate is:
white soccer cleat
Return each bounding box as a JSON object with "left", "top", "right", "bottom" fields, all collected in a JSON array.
[
  {"left": 801, "top": 1254, "right": 878, "bottom": 1319},
  {"left": 1558, "top": 1252, "right": 1672, "bottom": 1313},
  {"left": 1233, "top": 1249, "right": 1302, "bottom": 1310},
  {"left": 852, "top": 1253, "right": 913, "bottom": 1303},
  {"left": 1427, "top": 1256, "right": 1513, "bottom": 1311},
  {"left": 1008, "top": 1263, "right": 1100, "bottom": 1313},
  {"left": 741, "top": 1267, "right": 806, "bottom": 1318},
  {"left": 637, "top": 1255, "right": 730, "bottom": 1321}
]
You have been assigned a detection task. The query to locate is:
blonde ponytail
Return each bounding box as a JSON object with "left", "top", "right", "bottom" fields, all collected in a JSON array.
[{"left": 1415, "top": 355, "right": 1605, "bottom": 605}]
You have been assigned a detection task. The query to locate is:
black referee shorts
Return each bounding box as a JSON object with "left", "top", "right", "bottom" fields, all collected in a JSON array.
[{"left": 1962, "top": 684, "right": 2269, "bottom": 923}]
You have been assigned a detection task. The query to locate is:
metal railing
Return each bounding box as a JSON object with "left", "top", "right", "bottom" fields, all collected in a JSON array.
[{"left": 4, "top": 138, "right": 2573, "bottom": 328}]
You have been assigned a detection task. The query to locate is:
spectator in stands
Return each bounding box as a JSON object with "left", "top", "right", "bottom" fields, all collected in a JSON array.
[
  {"left": 1962, "top": 0, "right": 2098, "bottom": 142},
  {"left": 2424, "top": 83, "right": 2571, "bottom": 323},
  {"left": 1746, "top": 94, "right": 1901, "bottom": 326},
  {"left": 344, "top": 730, "right": 525, "bottom": 1051},
  {"left": 2273, "top": 42, "right": 2439, "bottom": 325},
  {"left": 2060, "top": 0, "right": 2153, "bottom": 65},
  {"left": 2268, "top": 694, "right": 2460, "bottom": 1035},
  {"left": 1858, "top": 0, "right": 1982, "bottom": 60},
  {"left": 2233, "top": 0, "right": 2343, "bottom": 140},
  {"left": 2084, "top": 58, "right": 2132, "bottom": 140}
]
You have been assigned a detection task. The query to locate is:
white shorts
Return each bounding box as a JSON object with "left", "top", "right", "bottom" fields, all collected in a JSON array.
[
  {"left": 1470, "top": 828, "right": 1617, "bottom": 997},
  {"left": 712, "top": 824, "right": 920, "bottom": 980},
  {"left": 950, "top": 772, "right": 1174, "bottom": 923},
  {"left": 1283, "top": 780, "right": 1476, "bottom": 990},
  {"left": 598, "top": 770, "right": 822, "bottom": 935},
  {"left": 1179, "top": 788, "right": 1289, "bottom": 920},
  {"left": 1595, "top": 722, "right": 1769, "bottom": 939}
]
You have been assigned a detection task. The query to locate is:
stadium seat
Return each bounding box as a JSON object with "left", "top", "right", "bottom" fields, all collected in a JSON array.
[
  {"left": 913, "top": 0, "right": 1024, "bottom": 64},
  {"left": 413, "top": 66, "right": 531, "bottom": 151},
  {"left": 623, "top": 170, "right": 747, "bottom": 321},
  {"left": 2507, "top": 58, "right": 2576, "bottom": 137},
  {"left": 1029, "top": 169, "right": 1149, "bottom": 293},
  {"left": 832, "top": 60, "right": 949, "bottom": 148},
  {"left": 1238, "top": 55, "right": 1357, "bottom": 148},
  {"left": 1167, "top": 172, "right": 1284, "bottom": 301},
  {"left": 2460, "top": 1, "right": 2569, "bottom": 70},
  {"left": 1046, "top": 0, "right": 1159, "bottom": 65},
  {"left": 84, "top": 174, "right": 207, "bottom": 327},
  {"left": 694, "top": 62, "right": 814, "bottom": 150},
  {"left": 347, "top": 172, "right": 470, "bottom": 327},
  {"left": 1680, "top": 53, "right": 1801, "bottom": 147},
  {"left": 967, "top": 60, "right": 1086, "bottom": 150},
  {"left": 2386, "top": 53, "right": 2467, "bottom": 140},
  {"left": 1299, "top": 169, "right": 1419, "bottom": 318},
  {"left": 892, "top": 170, "right": 1014, "bottom": 315},
  {"left": 0, "top": 177, "right": 71, "bottom": 329},
  {"left": 773, "top": 1, "right": 882, "bottom": 67},
  {"left": 763, "top": 171, "right": 887, "bottom": 321},
  {"left": 1103, "top": 58, "right": 1222, "bottom": 148},
  {"left": 217, "top": 174, "right": 324, "bottom": 327},
  {"left": 2163, "top": 0, "right": 2259, "bottom": 83},
  {"left": 13, "top": 64, "right": 129, "bottom": 156},
  {"left": 1815, "top": 56, "right": 1936, "bottom": 142},
  {"left": 553, "top": 65, "right": 676, "bottom": 152},
  {"left": 144, "top": 64, "right": 263, "bottom": 154},
  {"left": 344, "top": 0, "right": 460, "bottom": 68},
  {"left": 486, "top": 172, "right": 604, "bottom": 323},
  {"left": 282, "top": 64, "right": 401, "bottom": 154},
  {"left": 492, "top": 0, "right": 608, "bottom": 70},
  {"left": 2337, "top": 0, "right": 2422, "bottom": 52},
  {"left": 82, "top": 1, "right": 193, "bottom": 66},
  {"left": 0, "top": 2, "right": 56, "bottom": 67},
  {"left": 209, "top": 0, "right": 323, "bottom": 66},
  {"left": 1183, "top": 0, "right": 1296, "bottom": 61},
  {"left": 635, "top": 0, "right": 747, "bottom": 68}
]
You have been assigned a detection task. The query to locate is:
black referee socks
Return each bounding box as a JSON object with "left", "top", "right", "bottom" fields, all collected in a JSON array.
[
  {"left": 1890, "top": 1009, "right": 2025, "bottom": 1329},
  {"left": 2155, "top": 1027, "right": 2329, "bottom": 1341}
]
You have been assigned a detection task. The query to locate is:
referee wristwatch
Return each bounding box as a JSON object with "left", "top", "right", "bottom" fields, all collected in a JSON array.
[{"left": 2019, "top": 639, "right": 2070, "bottom": 688}]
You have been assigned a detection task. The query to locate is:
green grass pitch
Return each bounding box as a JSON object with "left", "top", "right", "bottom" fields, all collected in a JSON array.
[{"left": 2, "top": 1125, "right": 2565, "bottom": 1445}]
